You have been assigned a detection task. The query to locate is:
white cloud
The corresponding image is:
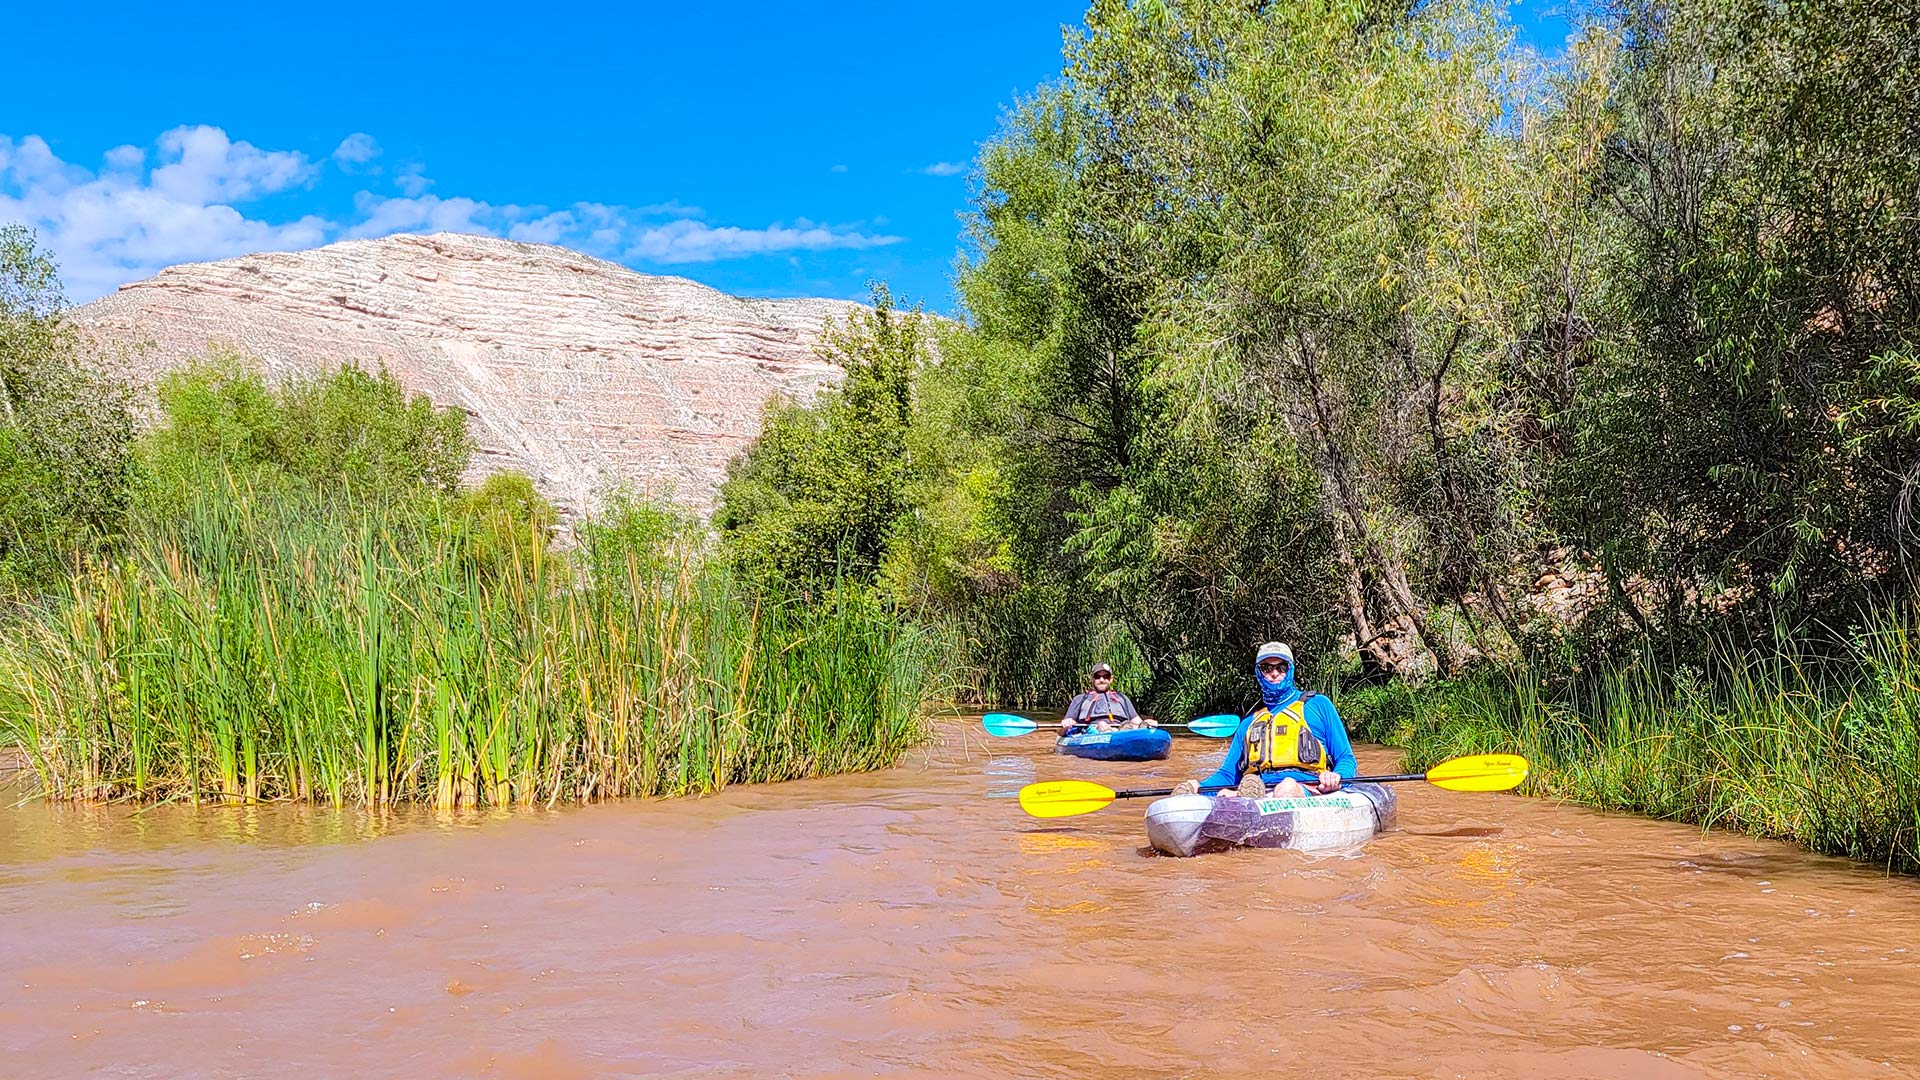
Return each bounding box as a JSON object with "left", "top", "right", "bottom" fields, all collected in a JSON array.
[
  {"left": 394, "top": 163, "right": 432, "bottom": 197},
  {"left": 346, "top": 192, "right": 501, "bottom": 239},
  {"left": 1, "top": 135, "right": 87, "bottom": 193},
  {"left": 919, "top": 161, "right": 965, "bottom": 176},
  {"left": 150, "top": 125, "right": 314, "bottom": 204},
  {"left": 2, "top": 129, "right": 324, "bottom": 301},
  {"left": 621, "top": 218, "right": 902, "bottom": 264},
  {"left": 332, "top": 132, "right": 381, "bottom": 167},
  {"left": 628, "top": 199, "right": 702, "bottom": 219},
  {"left": 506, "top": 210, "right": 577, "bottom": 245},
  {"left": 1, "top": 125, "right": 904, "bottom": 302}
]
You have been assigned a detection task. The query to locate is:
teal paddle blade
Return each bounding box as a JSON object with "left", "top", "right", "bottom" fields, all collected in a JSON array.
[
  {"left": 1185, "top": 713, "right": 1241, "bottom": 738},
  {"left": 982, "top": 712, "right": 1039, "bottom": 737}
]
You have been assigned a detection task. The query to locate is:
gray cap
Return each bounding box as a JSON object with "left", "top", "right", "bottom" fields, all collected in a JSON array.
[{"left": 1090, "top": 662, "right": 1114, "bottom": 676}]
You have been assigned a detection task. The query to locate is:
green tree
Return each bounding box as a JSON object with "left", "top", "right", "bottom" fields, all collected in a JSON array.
[
  {"left": 0, "top": 226, "right": 134, "bottom": 595},
  {"left": 924, "top": 69, "right": 1357, "bottom": 710},
  {"left": 718, "top": 284, "right": 929, "bottom": 587},
  {"left": 1072, "top": 0, "right": 1597, "bottom": 676},
  {"left": 931, "top": 0, "right": 1598, "bottom": 701},
  {"left": 1561, "top": 0, "right": 1920, "bottom": 624}
]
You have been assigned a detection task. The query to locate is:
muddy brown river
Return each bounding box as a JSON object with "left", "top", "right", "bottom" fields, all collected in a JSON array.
[{"left": 3, "top": 717, "right": 1918, "bottom": 1078}]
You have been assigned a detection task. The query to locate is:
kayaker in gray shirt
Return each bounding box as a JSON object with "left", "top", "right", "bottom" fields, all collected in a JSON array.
[{"left": 1060, "top": 663, "right": 1157, "bottom": 736}]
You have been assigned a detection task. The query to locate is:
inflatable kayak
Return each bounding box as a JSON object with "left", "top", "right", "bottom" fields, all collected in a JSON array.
[
  {"left": 1143, "top": 783, "right": 1396, "bottom": 856},
  {"left": 1055, "top": 727, "right": 1173, "bottom": 762}
]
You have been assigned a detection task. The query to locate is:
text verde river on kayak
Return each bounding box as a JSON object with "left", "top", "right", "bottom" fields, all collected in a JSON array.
[{"left": 4, "top": 715, "right": 1919, "bottom": 1078}]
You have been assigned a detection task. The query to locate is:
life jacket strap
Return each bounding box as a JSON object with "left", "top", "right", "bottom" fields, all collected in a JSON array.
[{"left": 1073, "top": 690, "right": 1124, "bottom": 723}]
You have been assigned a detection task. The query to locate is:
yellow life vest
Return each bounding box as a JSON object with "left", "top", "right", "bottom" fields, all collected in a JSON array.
[{"left": 1243, "top": 697, "right": 1328, "bottom": 774}]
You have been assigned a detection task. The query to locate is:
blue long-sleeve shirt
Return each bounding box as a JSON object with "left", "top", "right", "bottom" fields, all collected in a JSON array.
[{"left": 1198, "top": 693, "right": 1358, "bottom": 790}]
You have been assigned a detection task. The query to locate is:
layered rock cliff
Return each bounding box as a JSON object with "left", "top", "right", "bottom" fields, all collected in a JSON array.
[{"left": 71, "top": 233, "right": 856, "bottom": 513}]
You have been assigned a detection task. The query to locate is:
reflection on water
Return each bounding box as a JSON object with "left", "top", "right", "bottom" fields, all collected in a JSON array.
[
  {"left": 1014, "top": 832, "right": 1103, "bottom": 857},
  {"left": 982, "top": 755, "right": 1036, "bottom": 799},
  {"left": 3, "top": 716, "right": 1919, "bottom": 1078}
]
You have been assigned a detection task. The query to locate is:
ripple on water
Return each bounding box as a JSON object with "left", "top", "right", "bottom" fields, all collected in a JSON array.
[{"left": 3, "top": 717, "right": 1920, "bottom": 1077}]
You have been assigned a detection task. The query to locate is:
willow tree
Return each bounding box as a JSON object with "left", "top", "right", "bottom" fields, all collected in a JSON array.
[
  {"left": 930, "top": 74, "right": 1343, "bottom": 713},
  {"left": 1049, "top": 0, "right": 1607, "bottom": 676},
  {"left": 1561, "top": 0, "right": 1920, "bottom": 626}
]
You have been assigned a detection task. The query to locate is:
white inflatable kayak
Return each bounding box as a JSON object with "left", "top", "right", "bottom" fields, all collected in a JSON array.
[{"left": 1144, "top": 783, "right": 1397, "bottom": 857}]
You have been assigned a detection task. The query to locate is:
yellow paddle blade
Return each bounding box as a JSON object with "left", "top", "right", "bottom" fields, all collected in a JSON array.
[
  {"left": 1423, "top": 753, "right": 1530, "bottom": 792},
  {"left": 1018, "top": 779, "right": 1121, "bottom": 818}
]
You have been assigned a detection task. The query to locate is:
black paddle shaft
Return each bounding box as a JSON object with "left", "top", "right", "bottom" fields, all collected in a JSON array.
[{"left": 1116, "top": 772, "right": 1427, "bottom": 800}]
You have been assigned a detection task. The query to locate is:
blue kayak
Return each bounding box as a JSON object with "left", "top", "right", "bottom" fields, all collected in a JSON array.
[{"left": 1055, "top": 727, "right": 1173, "bottom": 762}]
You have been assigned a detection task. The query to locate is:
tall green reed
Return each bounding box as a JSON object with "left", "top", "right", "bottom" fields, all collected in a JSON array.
[
  {"left": 0, "top": 479, "right": 936, "bottom": 808},
  {"left": 1347, "top": 615, "right": 1920, "bottom": 872}
]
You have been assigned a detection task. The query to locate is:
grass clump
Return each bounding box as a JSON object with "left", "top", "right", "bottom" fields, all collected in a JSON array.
[{"left": 1345, "top": 619, "right": 1920, "bottom": 872}]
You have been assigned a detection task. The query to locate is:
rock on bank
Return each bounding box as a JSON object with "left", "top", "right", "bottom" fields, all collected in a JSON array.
[{"left": 71, "top": 232, "right": 859, "bottom": 514}]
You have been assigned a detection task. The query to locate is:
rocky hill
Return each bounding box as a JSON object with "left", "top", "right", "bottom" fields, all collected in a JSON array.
[{"left": 71, "top": 233, "right": 858, "bottom": 514}]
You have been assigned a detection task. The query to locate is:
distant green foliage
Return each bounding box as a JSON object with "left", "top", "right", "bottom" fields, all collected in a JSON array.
[
  {"left": 717, "top": 284, "right": 927, "bottom": 587},
  {"left": 451, "top": 471, "right": 557, "bottom": 581},
  {"left": 138, "top": 355, "right": 473, "bottom": 509},
  {"left": 581, "top": 486, "right": 700, "bottom": 588}
]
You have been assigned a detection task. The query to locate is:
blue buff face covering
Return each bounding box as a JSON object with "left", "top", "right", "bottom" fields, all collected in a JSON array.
[{"left": 1256, "top": 657, "right": 1298, "bottom": 711}]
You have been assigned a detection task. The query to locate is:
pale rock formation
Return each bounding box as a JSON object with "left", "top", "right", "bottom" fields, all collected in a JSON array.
[{"left": 71, "top": 232, "right": 858, "bottom": 514}]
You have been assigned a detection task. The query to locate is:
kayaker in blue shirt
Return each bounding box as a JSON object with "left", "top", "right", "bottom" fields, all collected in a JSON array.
[
  {"left": 1060, "top": 662, "right": 1157, "bottom": 736},
  {"left": 1170, "top": 642, "right": 1356, "bottom": 800}
]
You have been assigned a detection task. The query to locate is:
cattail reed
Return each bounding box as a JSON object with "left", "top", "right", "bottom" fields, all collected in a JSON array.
[{"left": 0, "top": 480, "right": 935, "bottom": 808}]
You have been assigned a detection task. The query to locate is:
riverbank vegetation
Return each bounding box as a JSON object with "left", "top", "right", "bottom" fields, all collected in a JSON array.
[
  {"left": 0, "top": 234, "right": 934, "bottom": 807},
  {"left": 1344, "top": 615, "right": 1920, "bottom": 869},
  {"left": 1, "top": 478, "right": 928, "bottom": 807},
  {"left": 0, "top": 227, "right": 134, "bottom": 597},
  {"left": 714, "top": 0, "right": 1920, "bottom": 868}
]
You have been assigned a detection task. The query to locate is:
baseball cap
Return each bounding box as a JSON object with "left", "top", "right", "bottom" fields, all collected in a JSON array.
[{"left": 1254, "top": 642, "right": 1294, "bottom": 667}]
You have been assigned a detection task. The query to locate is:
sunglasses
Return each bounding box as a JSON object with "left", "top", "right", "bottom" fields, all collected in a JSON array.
[
  {"left": 1092, "top": 673, "right": 1113, "bottom": 680},
  {"left": 1257, "top": 661, "right": 1289, "bottom": 673}
]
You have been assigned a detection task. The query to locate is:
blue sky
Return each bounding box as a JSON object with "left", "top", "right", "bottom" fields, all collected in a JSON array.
[{"left": 1, "top": 1, "right": 1577, "bottom": 309}]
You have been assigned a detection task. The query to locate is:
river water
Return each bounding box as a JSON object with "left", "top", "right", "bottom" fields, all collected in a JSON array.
[{"left": 3, "top": 717, "right": 1917, "bottom": 1078}]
